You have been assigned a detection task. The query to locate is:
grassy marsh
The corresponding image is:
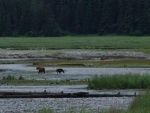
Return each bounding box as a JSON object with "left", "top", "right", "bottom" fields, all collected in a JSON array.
[
  {"left": 0, "top": 36, "right": 150, "bottom": 112},
  {"left": 0, "top": 36, "right": 149, "bottom": 50}
]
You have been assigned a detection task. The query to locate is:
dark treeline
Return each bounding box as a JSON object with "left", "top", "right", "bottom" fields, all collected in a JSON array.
[{"left": 0, "top": 0, "right": 149, "bottom": 37}]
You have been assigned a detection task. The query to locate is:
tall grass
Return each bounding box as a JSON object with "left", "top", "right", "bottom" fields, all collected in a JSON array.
[
  {"left": 0, "top": 36, "right": 149, "bottom": 50},
  {"left": 128, "top": 92, "right": 150, "bottom": 113},
  {"left": 88, "top": 74, "right": 150, "bottom": 89}
]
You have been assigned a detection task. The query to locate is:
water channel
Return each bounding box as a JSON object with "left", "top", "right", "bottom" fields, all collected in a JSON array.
[{"left": 0, "top": 64, "right": 150, "bottom": 80}]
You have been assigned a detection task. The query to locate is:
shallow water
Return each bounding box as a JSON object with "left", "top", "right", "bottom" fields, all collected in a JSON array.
[{"left": 0, "top": 64, "right": 149, "bottom": 80}]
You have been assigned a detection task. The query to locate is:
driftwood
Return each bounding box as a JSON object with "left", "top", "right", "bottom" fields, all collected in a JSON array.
[{"left": 0, "top": 91, "right": 137, "bottom": 98}]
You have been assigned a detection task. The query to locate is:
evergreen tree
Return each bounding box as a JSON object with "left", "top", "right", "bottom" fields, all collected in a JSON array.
[
  {"left": 141, "top": 0, "right": 150, "bottom": 34},
  {"left": 0, "top": 0, "right": 149, "bottom": 36},
  {"left": 40, "top": 17, "right": 63, "bottom": 36},
  {"left": 98, "top": 0, "right": 118, "bottom": 35},
  {"left": 90, "top": 0, "right": 103, "bottom": 34},
  {"left": 74, "top": 0, "right": 86, "bottom": 34},
  {"left": 82, "top": 0, "right": 93, "bottom": 34}
]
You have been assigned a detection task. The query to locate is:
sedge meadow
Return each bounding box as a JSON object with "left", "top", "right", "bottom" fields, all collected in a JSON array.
[{"left": 0, "top": 35, "right": 150, "bottom": 113}]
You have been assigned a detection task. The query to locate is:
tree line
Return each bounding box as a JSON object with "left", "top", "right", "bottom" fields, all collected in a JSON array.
[{"left": 0, "top": 0, "right": 149, "bottom": 37}]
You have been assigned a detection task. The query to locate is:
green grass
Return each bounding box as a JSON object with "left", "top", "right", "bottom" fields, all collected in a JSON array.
[
  {"left": 128, "top": 92, "right": 150, "bottom": 113},
  {"left": 0, "top": 75, "right": 88, "bottom": 85},
  {"left": 32, "top": 59, "right": 150, "bottom": 68},
  {"left": 0, "top": 36, "right": 149, "bottom": 50},
  {"left": 88, "top": 74, "right": 150, "bottom": 90}
]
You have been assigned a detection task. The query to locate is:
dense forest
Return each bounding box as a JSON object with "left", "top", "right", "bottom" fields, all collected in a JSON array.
[{"left": 0, "top": 0, "right": 150, "bottom": 37}]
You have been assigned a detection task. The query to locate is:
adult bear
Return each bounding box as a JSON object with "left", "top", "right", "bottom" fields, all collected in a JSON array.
[
  {"left": 36, "top": 67, "right": 45, "bottom": 73},
  {"left": 56, "top": 68, "right": 64, "bottom": 73}
]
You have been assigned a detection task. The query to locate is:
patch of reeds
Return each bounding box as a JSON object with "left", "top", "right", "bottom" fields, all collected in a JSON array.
[{"left": 88, "top": 74, "right": 150, "bottom": 89}]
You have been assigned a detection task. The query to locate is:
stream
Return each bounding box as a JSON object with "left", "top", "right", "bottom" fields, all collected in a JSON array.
[{"left": 0, "top": 64, "right": 149, "bottom": 81}]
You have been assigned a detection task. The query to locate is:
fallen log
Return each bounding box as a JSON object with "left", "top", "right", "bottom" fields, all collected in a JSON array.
[{"left": 0, "top": 91, "right": 137, "bottom": 98}]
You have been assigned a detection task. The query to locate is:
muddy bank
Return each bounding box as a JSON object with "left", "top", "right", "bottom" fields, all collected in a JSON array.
[
  {"left": 0, "top": 49, "right": 149, "bottom": 60},
  {"left": 0, "top": 85, "right": 140, "bottom": 113},
  {"left": 0, "top": 85, "right": 145, "bottom": 95}
]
